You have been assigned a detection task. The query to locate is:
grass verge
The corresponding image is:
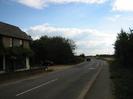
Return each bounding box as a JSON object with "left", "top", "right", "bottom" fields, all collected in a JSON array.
[{"left": 109, "top": 60, "right": 133, "bottom": 99}]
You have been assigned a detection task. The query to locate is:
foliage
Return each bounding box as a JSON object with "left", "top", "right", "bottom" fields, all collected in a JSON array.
[
  {"left": 79, "top": 54, "right": 85, "bottom": 58},
  {"left": 110, "top": 61, "right": 133, "bottom": 99},
  {"left": 31, "top": 36, "right": 76, "bottom": 64},
  {"left": 111, "top": 28, "right": 133, "bottom": 99},
  {"left": 5, "top": 47, "right": 33, "bottom": 57},
  {"left": 114, "top": 29, "right": 133, "bottom": 67}
]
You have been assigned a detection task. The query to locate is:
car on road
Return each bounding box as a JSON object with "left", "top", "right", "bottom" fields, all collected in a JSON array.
[{"left": 86, "top": 58, "right": 91, "bottom": 62}]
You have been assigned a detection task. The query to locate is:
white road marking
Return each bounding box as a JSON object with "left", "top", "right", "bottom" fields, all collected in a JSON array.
[{"left": 16, "top": 78, "right": 58, "bottom": 96}]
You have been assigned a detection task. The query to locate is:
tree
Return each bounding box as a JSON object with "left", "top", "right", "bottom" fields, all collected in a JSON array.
[
  {"left": 31, "top": 36, "right": 76, "bottom": 65},
  {"left": 114, "top": 29, "right": 133, "bottom": 67},
  {"left": 79, "top": 54, "right": 85, "bottom": 58},
  {"left": 115, "top": 29, "right": 129, "bottom": 65}
]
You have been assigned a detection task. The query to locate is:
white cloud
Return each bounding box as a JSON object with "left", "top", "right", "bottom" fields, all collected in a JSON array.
[
  {"left": 107, "top": 14, "right": 121, "bottom": 22},
  {"left": 15, "top": 0, "right": 107, "bottom": 9},
  {"left": 47, "top": 0, "right": 106, "bottom": 4},
  {"left": 16, "top": 0, "right": 46, "bottom": 9},
  {"left": 113, "top": 0, "right": 133, "bottom": 11},
  {"left": 27, "top": 24, "right": 116, "bottom": 55},
  {"left": 101, "top": 14, "right": 133, "bottom": 34}
]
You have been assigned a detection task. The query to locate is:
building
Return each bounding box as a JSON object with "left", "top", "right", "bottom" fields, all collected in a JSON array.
[{"left": 0, "top": 22, "right": 32, "bottom": 73}]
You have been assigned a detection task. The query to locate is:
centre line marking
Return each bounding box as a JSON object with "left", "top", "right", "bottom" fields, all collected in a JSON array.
[{"left": 16, "top": 78, "right": 58, "bottom": 96}]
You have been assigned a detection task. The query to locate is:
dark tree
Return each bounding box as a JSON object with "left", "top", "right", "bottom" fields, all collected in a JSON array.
[
  {"left": 31, "top": 36, "right": 76, "bottom": 65},
  {"left": 114, "top": 29, "right": 133, "bottom": 67}
]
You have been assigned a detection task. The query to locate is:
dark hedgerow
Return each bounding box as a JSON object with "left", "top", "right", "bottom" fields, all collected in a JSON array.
[
  {"left": 111, "top": 28, "right": 133, "bottom": 99},
  {"left": 110, "top": 60, "right": 133, "bottom": 99}
]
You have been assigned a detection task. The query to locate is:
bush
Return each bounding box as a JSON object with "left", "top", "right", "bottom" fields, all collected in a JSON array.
[{"left": 110, "top": 61, "right": 133, "bottom": 99}]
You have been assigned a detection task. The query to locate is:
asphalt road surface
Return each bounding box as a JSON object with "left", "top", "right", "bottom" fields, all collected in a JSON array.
[
  {"left": 85, "top": 60, "right": 113, "bottom": 99},
  {"left": 0, "top": 58, "right": 109, "bottom": 99}
]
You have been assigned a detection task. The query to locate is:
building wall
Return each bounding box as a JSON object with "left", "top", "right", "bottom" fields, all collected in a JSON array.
[
  {"left": 23, "top": 40, "right": 30, "bottom": 49},
  {"left": 1, "top": 36, "right": 31, "bottom": 72},
  {"left": 2, "top": 36, "right": 30, "bottom": 49},
  {"left": 2, "top": 37, "right": 12, "bottom": 47}
]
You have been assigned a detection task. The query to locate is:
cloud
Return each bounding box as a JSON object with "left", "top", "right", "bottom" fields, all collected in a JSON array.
[
  {"left": 15, "top": 0, "right": 107, "bottom": 9},
  {"left": 113, "top": 0, "right": 133, "bottom": 11},
  {"left": 102, "top": 14, "right": 133, "bottom": 33},
  {"left": 107, "top": 14, "right": 121, "bottom": 22},
  {"left": 47, "top": 0, "right": 106, "bottom": 4},
  {"left": 27, "top": 24, "right": 116, "bottom": 55},
  {"left": 16, "top": 0, "right": 46, "bottom": 9}
]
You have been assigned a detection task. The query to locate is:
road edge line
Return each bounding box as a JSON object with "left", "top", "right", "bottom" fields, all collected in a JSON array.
[{"left": 77, "top": 64, "right": 103, "bottom": 99}]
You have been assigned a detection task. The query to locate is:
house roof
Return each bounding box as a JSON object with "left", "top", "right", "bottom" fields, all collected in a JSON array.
[{"left": 0, "top": 22, "right": 32, "bottom": 40}]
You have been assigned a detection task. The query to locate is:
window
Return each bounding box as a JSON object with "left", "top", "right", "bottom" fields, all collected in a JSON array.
[
  {"left": 12, "top": 39, "right": 23, "bottom": 47},
  {"left": 20, "top": 40, "right": 23, "bottom": 46},
  {"left": 9, "top": 38, "right": 13, "bottom": 47},
  {"left": 23, "top": 41, "right": 29, "bottom": 48}
]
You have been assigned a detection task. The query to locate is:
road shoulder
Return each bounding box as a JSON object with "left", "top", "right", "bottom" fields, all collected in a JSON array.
[
  {"left": 0, "top": 65, "right": 74, "bottom": 86},
  {"left": 84, "top": 61, "right": 114, "bottom": 99}
]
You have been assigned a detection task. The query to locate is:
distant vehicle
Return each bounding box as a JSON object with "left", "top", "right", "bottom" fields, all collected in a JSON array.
[{"left": 86, "top": 58, "right": 91, "bottom": 62}]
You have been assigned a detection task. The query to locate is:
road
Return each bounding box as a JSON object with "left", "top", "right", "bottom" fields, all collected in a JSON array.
[
  {"left": 85, "top": 59, "right": 113, "bottom": 99},
  {"left": 0, "top": 59, "right": 109, "bottom": 99}
]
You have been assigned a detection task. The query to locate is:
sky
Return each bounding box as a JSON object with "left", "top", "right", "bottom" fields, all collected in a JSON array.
[{"left": 0, "top": 0, "right": 133, "bottom": 55}]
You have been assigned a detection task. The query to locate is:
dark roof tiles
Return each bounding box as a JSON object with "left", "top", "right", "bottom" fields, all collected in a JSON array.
[{"left": 0, "top": 22, "right": 32, "bottom": 40}]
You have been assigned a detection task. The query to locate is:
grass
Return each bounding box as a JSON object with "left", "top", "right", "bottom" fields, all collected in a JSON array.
[{"left": 109, "top": 60, "right": 133, "bottom": 99}]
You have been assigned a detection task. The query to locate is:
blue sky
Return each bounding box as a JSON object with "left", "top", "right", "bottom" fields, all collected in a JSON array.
[{"left": 0, "top": 0, "right": 133, "bottom": 55}]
